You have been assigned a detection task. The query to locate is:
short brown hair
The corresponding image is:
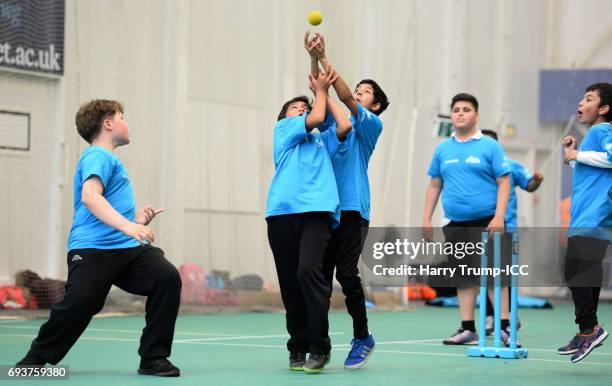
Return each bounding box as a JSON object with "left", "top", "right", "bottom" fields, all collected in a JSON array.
[{"left": 75, "top": 100, "right": 124, "bottom": 143}]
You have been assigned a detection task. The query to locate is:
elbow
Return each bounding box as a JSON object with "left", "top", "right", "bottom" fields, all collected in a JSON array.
[
  {"left": 336, "top": 123, "right": 353, "bottom": 140},
  {"left": 340, "top": 94, "right": 355, "bottom": 104},
  {"left": 310, "top": 114, "right": 326, "bottom": 128}
]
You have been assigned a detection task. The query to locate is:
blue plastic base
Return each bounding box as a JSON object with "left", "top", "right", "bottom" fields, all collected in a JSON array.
[{"left": 466, "top": 346, "right": 528, "bottom": 359}]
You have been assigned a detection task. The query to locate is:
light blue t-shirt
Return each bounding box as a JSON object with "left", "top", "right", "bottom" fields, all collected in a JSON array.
[
  {"left": 265, "top": 114, "right": 341, "bottom": 227},
  {"left": 568, "top": 122, "right": 612, "bottom": 241},
  {"left": 319, "top": 103, "right": 383, "bottom": 221},
  {"left": 506, "top": 158, "right": 534, "bottom": 229},
  {"left": 428, "top": 132, "right": 511, "bottom": 222},
  {"left": 67, "top": 146, "right": 140, "bottom": 251}
]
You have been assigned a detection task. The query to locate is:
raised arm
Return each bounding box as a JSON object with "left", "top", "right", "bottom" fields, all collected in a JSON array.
[
  {"left": 305, "top": 66, "right": 336, "bottom": 130},
  {"left": 304, "top": 30, "right": 321, "bottom": 77},
  {"left": 312, "top": 33, "right": 358, "bottom": 116},
  {"left": 326, "top": 95, "right": 352, "bottom": 140}
]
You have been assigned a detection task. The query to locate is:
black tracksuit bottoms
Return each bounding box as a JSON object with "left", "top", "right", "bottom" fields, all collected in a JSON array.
[
  {"left": 267, "top": 212, "right": 332, "bottom": 354},
  {"left": 25, "top": 245, "right": 181, "bottom": 364}
]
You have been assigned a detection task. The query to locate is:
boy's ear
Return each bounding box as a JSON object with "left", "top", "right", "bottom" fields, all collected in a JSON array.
[
  {"left": 371, "top": 103, "right": 381, "bottom": 113},
  {"left": 599, "top": 104, "right": 610, "bottom": 117}
]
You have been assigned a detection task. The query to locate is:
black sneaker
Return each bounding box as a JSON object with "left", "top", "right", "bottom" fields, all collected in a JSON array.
[
  {"left": 289, "top": 352, "right": 306, "bottom": 371},
  {"left": 16, "top": 352, "right": 46, "bottom": 367},
  {"left": 303, "top": 352, "right": 330, "bottom": 374},
  {"left": 138, "top": 358, "right": 180, "bottom": 377}
]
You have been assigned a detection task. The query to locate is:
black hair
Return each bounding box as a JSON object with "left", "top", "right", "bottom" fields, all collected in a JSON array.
[
  {"left": 356, "top": 79, "right": 389, "bottom": 115},
  {"left": 481, "top": 129, "right": 499, "bottom": 141},
  {"left": 585, "top": 83, "right": 612, "bottom": 122},
  {"left": 451, "top": 93, "right": 479, "bottom": 112},
  {"left": 277, "top": 95, "right": 312, "bottom": 121}
]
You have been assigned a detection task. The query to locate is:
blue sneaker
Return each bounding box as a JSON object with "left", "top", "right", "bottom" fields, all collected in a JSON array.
[
  {"left": 344, "top": 334, "right": 375, "bottom": 369},
  {"left": 570, "top": 326, "right": 608, "bottom": 363}
]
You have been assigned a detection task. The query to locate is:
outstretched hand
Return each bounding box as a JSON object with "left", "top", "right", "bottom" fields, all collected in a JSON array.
[{"left": 136, "top": 205, "right": 164, "bottom": 225}]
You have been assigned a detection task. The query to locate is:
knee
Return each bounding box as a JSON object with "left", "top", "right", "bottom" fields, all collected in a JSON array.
[
  {"left": 297, "top": 265, "right": 318, "bottom": 284},
  {"left": 156, "top": 264, "right": 182, "bottom": 291},
  {"left": 336, "top": 270, "right": 360, "bottom": 287},
  {"left": 66, "top": 293, "right": 106, "bottom": 316}
]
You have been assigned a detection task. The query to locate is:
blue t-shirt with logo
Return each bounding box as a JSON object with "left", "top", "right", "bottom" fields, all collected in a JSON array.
[
  {"left": 506, "top": 158, "right": 534, "bottom": 229},
  {"left": 265, "top": 114, "right": 341, "bottom": 227},
  {"left": 319, "top": 103, "right": 383, "bottom": 221},
  {"left": 568, "top": 122, "right": 612, "bottom": 241},
  {"left": 67, "top": 146, "right": 140, "bottom": 251},
  {"left": 428, "top": 133, "right": 511, "bottom": 222}
]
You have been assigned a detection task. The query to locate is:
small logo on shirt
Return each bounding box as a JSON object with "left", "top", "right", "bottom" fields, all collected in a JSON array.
[
  {"left": 465, "top": 155, "right": 481, "bottom": 164},
  {"left": 71, "top": 255, "right": 83, "bottom": 262},
  {"left": 445, "top": 158, "right": 459, "bottom": 164},
  {"left": 316, "top": 138, "right": 324, "bottom": 147}
]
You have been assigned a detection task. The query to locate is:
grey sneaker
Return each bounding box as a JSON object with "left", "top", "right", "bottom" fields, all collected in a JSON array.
[
  {"left": 485, "top": 316, "right": 494, "bottom": 336},
  {"left": 289, "top": 352, "right": 306, "bottom": 371},
  {"left": 443, "top": 328, "right": 479, "bottom": 345},
  {"left": 303, "top": 352, "right": 331, "bottom": 373},
  {"left": 500, "top": 329, "right": 522, "bottom": 348}
]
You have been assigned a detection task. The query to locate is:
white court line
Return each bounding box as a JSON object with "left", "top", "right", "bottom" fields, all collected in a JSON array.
[
  {"left": 0, "top": 326, "right": 345, "bottom": 342},
  {"left": 1, "top": 332, "right": 611, "bottom": 366},
  {"left": 174, "top": 332, "right": 345, "bottom": 343},
  {"left": 2, "top": 332, "right": 611, "bottom": 366},
  {"left": 0, "top": 325, "right": 239, "bottom": 337}
]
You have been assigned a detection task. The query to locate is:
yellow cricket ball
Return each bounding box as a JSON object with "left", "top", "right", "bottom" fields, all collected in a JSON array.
[{"left": 307, "top": 10, "right": 323, "bottom": 26}]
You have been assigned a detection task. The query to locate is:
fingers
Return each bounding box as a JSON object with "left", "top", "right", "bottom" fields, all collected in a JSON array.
[{"left": 139, "top": 226, "right": 155, "bottom": 243}]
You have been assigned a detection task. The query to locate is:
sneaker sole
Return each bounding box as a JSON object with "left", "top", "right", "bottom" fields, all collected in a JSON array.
[
  {"left": 137, "top": 368, "right": 180, "bottom": 377},
  {"left": 571, "top": 331, "right": 609, "bottom": 363},
  {"left": 558, "top": 342, "right": 603, "bottom": 355},
  {"left": 303, "top": 359, "right": 331, "bottom": 374},
  {"left": 289, "top": 366, "right": 305, "bottom": 371},
  {"left": 344, "top": 346, "right": 376, "bottom": 370},
  {"left": 443, "top": 340, "right": 478, "bottom": 346}
]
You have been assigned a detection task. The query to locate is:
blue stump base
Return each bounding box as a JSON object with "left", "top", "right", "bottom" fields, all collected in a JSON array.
[{"left": 466, "top": 346, "right": 528, "bottom": 359}]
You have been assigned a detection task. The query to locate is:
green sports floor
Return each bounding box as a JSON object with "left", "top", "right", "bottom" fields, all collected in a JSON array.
[{"left": 1, "top": 303, "right": 611, "bottom": 386}]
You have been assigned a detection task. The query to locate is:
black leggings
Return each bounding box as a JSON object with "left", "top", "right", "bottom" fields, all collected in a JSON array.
[{"left": 267, "top": 212, "right": 332, "bottom": 354}]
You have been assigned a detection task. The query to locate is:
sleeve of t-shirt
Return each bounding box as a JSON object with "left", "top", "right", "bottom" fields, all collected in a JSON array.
[
  {"left": 320, "top": 127, "right": 342, "bottom": 157},
  {"left": 602, "top": 130, "right": 612, "bottom": 162},
  {"left": 512, "top": 160, "right": 533, "bottom": 190},
  {"left": 273, "top": 114, "right": 308, "bottom": 161},
  {"left": 80, "top": 150, "right": 115, "bottom": 190},
  {"left": 427, "top": 145, "right": 442, "bottom": 178},
  {"left": 318, "top": 112, "right": 336, "bottom": 133},
  {"left": 353, "top": 102, "right": 383, "bottom": 154},
  {"left": 491, "top": 141, "right": 511, "bottom": 178}
]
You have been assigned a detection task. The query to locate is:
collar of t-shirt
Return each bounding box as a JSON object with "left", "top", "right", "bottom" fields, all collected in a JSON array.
[{"left": 451, "top": 130, "right": 483, "bottom": 143}]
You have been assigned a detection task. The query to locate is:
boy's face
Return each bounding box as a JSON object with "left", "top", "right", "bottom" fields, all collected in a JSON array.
[
  {"left": 451, "top": 101, "right": 478, "bottom": 130},
  {"left": 106, "top": 112, "right": 130, "bottom": 146},
  {"left": 354, "top": 83, "right": 380, "bottom": 113},
  {"left": 285, "top": 101, "right": 310, "bottom": 118},
  {"left": 577, "top": 90, "right": 608, "bottom": 125}
]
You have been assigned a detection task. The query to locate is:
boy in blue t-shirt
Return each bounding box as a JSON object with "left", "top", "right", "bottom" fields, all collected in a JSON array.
[
  {"left": 266, "top": 66, "right": 353, "bottom": 373},
  {"left": 16, "top": 100, "right": 182, "bottom": 377},
  {"left": 557, "top": 83, "right": 612, "bottom": 363},
  {"left": 305, "top": 31, "right": 389, "bottom": 369},
  {"left": 423, "top": 93, "right": 512, "bottom": 346}
]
